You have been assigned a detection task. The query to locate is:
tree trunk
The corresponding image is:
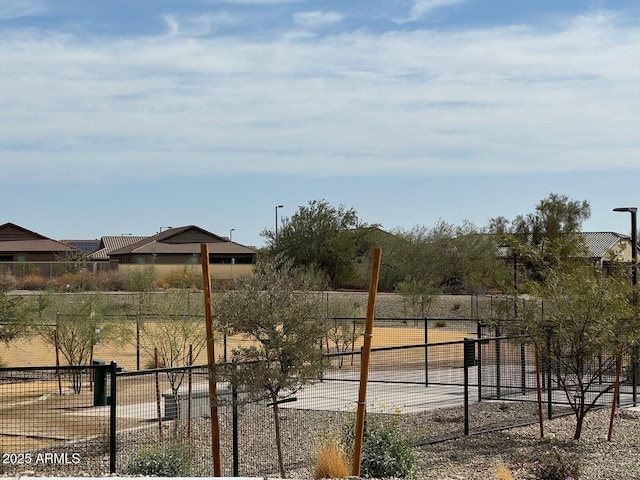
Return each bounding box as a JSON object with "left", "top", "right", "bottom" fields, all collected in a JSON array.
[
  {"left": 574, "top": 413, "right": 584, "bottom": 440},
  {"left": 271, "top": 397, "right": 286, "bottom": 478}
]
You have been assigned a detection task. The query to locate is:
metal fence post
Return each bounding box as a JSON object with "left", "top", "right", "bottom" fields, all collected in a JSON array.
[
  {"left": 232, "top": 362, "right": 239, "bottom": 477},
  {"left": 109, "top": 361, "right": 117, "bottom": 474},
  {"left": 477, "top": 322, "right": 483, "bottom": 402},
  {"left": 495, "top": 326, "right": 501, "bottom": 400},
  {"left": 424, "top": 318, "right": 429, "bottom": 387},
  {"left": 463, "top": 338, "right": 471, "bottom": 436}
]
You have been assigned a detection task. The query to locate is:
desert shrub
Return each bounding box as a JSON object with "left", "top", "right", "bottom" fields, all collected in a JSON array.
[
  {"left": 494, "top": 463, "right": 515, "bottom": 480},
  {"left": 342, "top": 413, "right": 416, "bottom": 479},
  {"left": 17, "top": 274, "right": 47, "bottom": 290},
  {"left": 157, "top": 265, "right": 201, "bottom": 290},
  {"left": 531, "top": 446, "right": 580, "bottom": 480},
  {"left": 55, "top": 271, "right": 99, "bottom": 291},
  {"left": 94, "top": 270, "right": 126, "bottom": 291},
  {"left": 0, "top": 268, "right": 16, "bottom": 292},
  {"left": 124, "top": 440, "right": 193, "bottom": 476},
  {"left": 125, "top": 265, "right": 156, "bottom": 292},
  {"left": 313, "top": 436, "right": 351, "bottom": 479}
]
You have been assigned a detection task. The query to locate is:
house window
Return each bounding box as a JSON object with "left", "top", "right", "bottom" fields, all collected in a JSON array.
[{"left": 16, "top": 255, "right": 27, "bottom": 262}]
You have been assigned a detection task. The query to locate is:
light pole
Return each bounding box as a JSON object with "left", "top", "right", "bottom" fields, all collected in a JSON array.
[
  {"left": 229, "top": 228, "right": 235, "bottom": 241},
  {"left": 613, "top": 207, "right": 637, "bottom": 287},
  {"left": 613, "top": 206, "right": 638, "bottom": 406},
  {"left": 275, "top": 205, "right": 284, "bottom": 242}
]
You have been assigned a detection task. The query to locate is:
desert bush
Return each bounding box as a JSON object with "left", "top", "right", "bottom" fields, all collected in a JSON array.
[
  {"left": 94, "top": 270, "right": 126, "bottom": 291},
  {"left": 342, "top": 412, "right": 416, "bottom": 479},
  {"left": 494, "top": 463, "right": 515, "bottom": 480},
  {"left": 531, "top": 446, "right": 580, "bottom": 480},
  {"left": 125, "top": 265, "right": 156, "bottom": 292},
  {"left": 313, "top": 436, "right": 351, "bottom": 479},
  {"left": 17, "top": 274, "right": 47, "bottom": 290},
  {"left": 157, "top": 265, "right": 201, "bottom": 290},
  {"left": 124, "top": 440, "right": 193, "bottom": 476},
  {"left": 0, "top": 268, "right": 16, "bottom": 292},
  {"left": 55, "top": 271, "right": 99, "bottom": 291}
]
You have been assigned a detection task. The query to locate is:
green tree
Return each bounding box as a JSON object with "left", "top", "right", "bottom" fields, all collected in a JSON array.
[
  {"left": 138, "top": 291, "right": 206, "bottom": 416},
  {"left": 489, "top": 193, "right": 591, "bottom": 287},
  {"left": 381, "top": 221, "right": 508, "bottom": 294},
  {"left": 35, "top": 292, "right": 129, "bottom": 393},
  {"left": 214, "top": 256, "right": 328, "bottom": 478},
  {"left": 0, "top": 292, "right": 27, "bottom": 345},
  {"left": 262, "top": 199, "right": 373, "bottom": 289},
  {"left": 324, "top": 295, "right": 365, "bottom": 368},
  {"left": 505, "top": 265, "right": 639, "bottom": 440}
]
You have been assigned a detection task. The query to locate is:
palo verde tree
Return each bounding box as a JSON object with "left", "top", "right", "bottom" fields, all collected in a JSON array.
[
  {"left": 138, "top": 290, "right": 206, "bottom": 417},
  {"left": 262, "top": 199, "right": 374, "bottom": 289},
  {"left": 507, "top": 264, "right": 639, "bottom": 440},
  {"left": 488, "top": 193, "right": 591, "bottom": 288},
  {"left": 0, "top": 292, "right": 27, "bottom": 345},
  {"left": 324, "top": 295, "right": 365, "bottom": 368},
  {"left": 214, "top": 255, "right": 328, "bottom": 478},
  {"left": 34, "top": 292, "right": 129, "bottom": 393}
]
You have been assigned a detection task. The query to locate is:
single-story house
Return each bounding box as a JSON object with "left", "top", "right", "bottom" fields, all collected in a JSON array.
[
  {"left": 0, "top": 222, "right": 77, "bottom": 262},
  {"left": 582, "top": 231, "right": 636, "bottom": 273},
  {"left": 107, "top": 225, "right": 256, "bottom": 281}
]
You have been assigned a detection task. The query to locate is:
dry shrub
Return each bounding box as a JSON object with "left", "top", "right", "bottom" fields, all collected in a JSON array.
[
  {"left": 313, "top": 437, "right": 351, "bottom": 479},
  {"left": 17, "top": 274, "right": 47, "bottom": 290},
  {"left": 494, "top": 463, "right": 515, "bottom": 480}
]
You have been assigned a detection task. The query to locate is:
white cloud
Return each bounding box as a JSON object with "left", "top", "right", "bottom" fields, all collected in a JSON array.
[
  {"left": 293, "top": 11, "right": 342, "bottom": 29},
  {"left": 1, "top": 11, "right": 640, "bottom": 182},
  {"left": 405, "top": 0, "right": 467, "bottom": 22},
  {"left": 162, "top": 12, "right": 236, "bottom": 36},
  {"left": 0, "top": 0, "right": 45, "bottom": 20}
]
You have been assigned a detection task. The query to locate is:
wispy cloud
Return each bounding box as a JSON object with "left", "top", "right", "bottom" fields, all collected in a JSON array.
[
  {"left": 0, "top": 0, "right": 45, "bottom": 20},
  {"left": 162, "top": 12, "right": 236, "bottom": 36},
  {"left": 1, "top": 10, "right": 639, "bottom": 183},
  {"left": 404, "top": 0, "right": 467, "bottom": 22},
  {"left": 293, "top": 11, "right": 342, "bottom": 30}
]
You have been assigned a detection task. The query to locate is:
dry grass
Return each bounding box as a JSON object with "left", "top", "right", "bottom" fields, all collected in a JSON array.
[
  {"left": 313, "top": 437, "right": 351, "bottom": 479},
  {"left": 493, "top": 463, "right": 515, "bottom": 480}
]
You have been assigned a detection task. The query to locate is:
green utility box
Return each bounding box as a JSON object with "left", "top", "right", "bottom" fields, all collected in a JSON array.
[{"left": 92, "top": 359, "right": 108, "bottom": 406}]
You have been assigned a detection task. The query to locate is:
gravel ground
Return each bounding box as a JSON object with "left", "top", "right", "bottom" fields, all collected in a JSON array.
[{"left": 2, "top": 404, "right": 639, "bottom": 479}]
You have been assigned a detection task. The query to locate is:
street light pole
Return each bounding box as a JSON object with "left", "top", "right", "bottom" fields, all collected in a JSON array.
[
  {"left": 613, "top": 207, "right": 638, "bottom": 407},
  {"left": 275, "top": 205, "right": 284, "bottom": 242},
  {"left": 613, "top": 207, "right": 637, "bottom": 287}
]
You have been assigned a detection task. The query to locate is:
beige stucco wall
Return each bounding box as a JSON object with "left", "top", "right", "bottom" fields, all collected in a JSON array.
[
  {"left": 116, "top": 263, "right": 254, "bottom": 280},
  {"left": 610, "top": 238, "right": 634, "bottom": 262}
]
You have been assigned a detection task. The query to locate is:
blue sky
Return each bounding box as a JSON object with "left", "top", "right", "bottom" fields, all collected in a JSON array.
[{"left": 1, "top": 0, "right": 640, "bottom": 248}]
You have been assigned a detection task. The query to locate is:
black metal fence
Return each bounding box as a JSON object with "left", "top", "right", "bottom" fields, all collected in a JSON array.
[{"left": 1, "top": 323, "right": 638, "bottom": 477}]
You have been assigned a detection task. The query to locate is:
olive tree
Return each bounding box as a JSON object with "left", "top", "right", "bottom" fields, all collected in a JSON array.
[{"left": 214, "top": 256, "right": 328, "bottom": 478}]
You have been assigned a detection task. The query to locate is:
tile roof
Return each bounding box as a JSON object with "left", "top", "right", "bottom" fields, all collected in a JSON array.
[
  {"left": 108, "top": 226, "right": 256, "bottom": 256},
  {"left": 581, "top": 231, "right": 630, "bottom": 259},
  {"left": 90, "top": 236, "right": 148, "bottom": 260}
]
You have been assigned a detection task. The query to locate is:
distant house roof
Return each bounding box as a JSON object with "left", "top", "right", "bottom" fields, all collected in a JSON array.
[
  {"left": 496, "top": 231, "right": 633, "bottom": 262},
  {"left": 109, "top": 225, "right": 256, "bottom": 257},
  {"left": 0, "top": 222, "right": 76, "bottom": 254},
  {"left": 90, "top": 236, "right": 148, "bottom": 260},
  {"left": 581, "top": 231, "right": 631, "bottom": 261}
]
